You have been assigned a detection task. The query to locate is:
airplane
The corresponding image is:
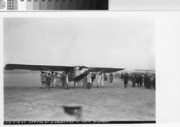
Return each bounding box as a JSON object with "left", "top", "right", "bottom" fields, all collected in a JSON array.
[{"left": 5, "top": 64, "right": 124, "bottom": 90}]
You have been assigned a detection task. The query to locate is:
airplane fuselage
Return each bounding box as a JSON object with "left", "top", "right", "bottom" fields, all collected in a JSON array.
[{"left": 67, "top": 66, "right": 89, "bottom": 83}]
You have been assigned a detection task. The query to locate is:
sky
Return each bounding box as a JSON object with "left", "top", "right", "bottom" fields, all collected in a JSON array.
[{"left": 4, "top": 17, "right": 155, "bottom": 70}]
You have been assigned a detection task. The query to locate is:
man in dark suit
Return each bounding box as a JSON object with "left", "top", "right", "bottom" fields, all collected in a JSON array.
[{"left": 124, "top": 73, "right": 129, "bottom": 88}]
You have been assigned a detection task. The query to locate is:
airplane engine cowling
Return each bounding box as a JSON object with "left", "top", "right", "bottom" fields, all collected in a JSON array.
[
  {"left": 74, "top": 66, "right": 80, "bottom": 76},
  {"left": 79, "top": 68, "right": 88, "bottom": 75},
  {"left": 68, "top": 66, "right": 89, "bottom": 82}
]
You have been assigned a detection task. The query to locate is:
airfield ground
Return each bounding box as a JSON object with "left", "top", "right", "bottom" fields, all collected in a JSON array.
[{"left": 4, "top": 71, "right": 155, "bottom": 121}]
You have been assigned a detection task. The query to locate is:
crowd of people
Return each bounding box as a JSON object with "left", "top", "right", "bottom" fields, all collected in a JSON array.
[
  {"left": 39, "top": 70, "right": 155, "bottom": 90},
  {"left": 40, "top": 71, "right": 68, "bottom": 90},
  {"left": 84, "top": 72, "right": 104, "bottom": 88},
  {"left": 120, "top": 72, "right": 156, "bottom": 89},
  {"left": 39, "top": 71, "right": 105, "bottom": 89}
]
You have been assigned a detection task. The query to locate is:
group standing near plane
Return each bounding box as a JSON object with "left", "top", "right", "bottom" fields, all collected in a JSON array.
[
  {"left": 5, "top": 64, "right": 155, "bottom": 90},
  {"left": 39, "top": 70, "right": 155, "bottom": 91},
  {"left": 39, "top": 71, "right": 106, "bottom": 90},
  {"left": 120, "top": 72, "right": 156, "bottom": 90}
]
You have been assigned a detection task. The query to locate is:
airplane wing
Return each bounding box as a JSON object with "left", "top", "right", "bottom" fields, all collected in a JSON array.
[
  {"left": 5, "top": 64, "right": 124, "bottom": 73},
  {"left": 4, "top": 64, "right": 73, "bottom": 72},
  {"left": 88, "top": 67, "right": 124, "bottom": 73}
]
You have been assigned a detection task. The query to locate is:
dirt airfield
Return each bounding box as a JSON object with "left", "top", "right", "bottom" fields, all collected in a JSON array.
[{"left": 4, "top": 71, "right": 155, "bottom": 121}]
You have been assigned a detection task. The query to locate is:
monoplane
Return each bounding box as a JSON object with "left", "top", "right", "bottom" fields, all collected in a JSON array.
[{"left": 5, "top": 64, "right": 124, "bottom": 89}]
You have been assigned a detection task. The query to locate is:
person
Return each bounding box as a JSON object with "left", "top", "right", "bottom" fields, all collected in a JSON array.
[
  {"left": 55, "top": 73, "right": 62, "bottom": 87},
  {"left": 137, "top": 74, "right": 143, "bottom": 87},
  {"left": 120, "top": 72, "right": 124, "bottom": 81},
  {"left": 100, "top": 72, "right": 104, "bottom": 87},
  {"left": 109, "top": 73, "right": 113, "bottom": 83},
  {"left": 41, "top": 72, "right": 47, "bottom": 88},
  {"left": 87, "top": 72, "right": 92, "bottom": 89},
  {"left": 131, "top": 73, "right": 135, "bottom": 87},
  {"left": 46, "top": 73, "right": 52, "bottom": 91},
  {"left": 144, "top": 74, "right": 148, "bottom": 88},
  {"left": 40, "top": 71, "right": 44, "bottom": 88},
  {"left": 61, "top": 72, "right": 68, "bottom": 89},
  {"left": 96, "top": 72, "right": 102, "bottom": 88},
  {"left": 50, "top": 72, "right": 55, "bottom": 88},
  {"left": 146, "top": 74, "right": 151, "bottom": 89},
  {"left": 52, "top": 73, "right": 58, "bottom": 87},
  {"left": 104, "top": 73, "right": 108, "bottom": 81},
  {"left": 91, "top": 73, "right": 96, "bottom": 86},
  {"left": 124, "top": 73, "right": 129, "bottom": 88}
]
